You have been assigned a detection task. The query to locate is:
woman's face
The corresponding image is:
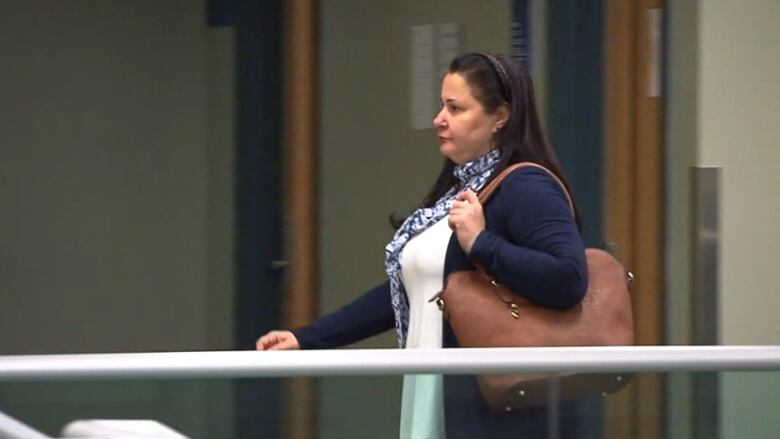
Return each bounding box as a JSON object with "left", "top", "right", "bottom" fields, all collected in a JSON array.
[{"left": 433, "top": 73, "right": 505, "bottom": 165}]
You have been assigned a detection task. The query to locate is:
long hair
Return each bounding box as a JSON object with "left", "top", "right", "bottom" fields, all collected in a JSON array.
[{"left": 392, "top": 52, "right": 581, "bottom": 230}]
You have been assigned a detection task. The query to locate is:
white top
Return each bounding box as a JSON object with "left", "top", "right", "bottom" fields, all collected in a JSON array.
[{"left": 398, "top": 217, "right": 450, "bottom": 439}]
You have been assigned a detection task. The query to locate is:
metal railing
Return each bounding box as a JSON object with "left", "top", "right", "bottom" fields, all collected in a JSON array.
[{"left": 1, "top": 346, "right": 779, "bottom": 381}]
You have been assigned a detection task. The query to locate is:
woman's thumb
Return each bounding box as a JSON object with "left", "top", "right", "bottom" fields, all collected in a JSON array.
[{"left": 463, "top": 190, "right": 480, "bottom": 204}]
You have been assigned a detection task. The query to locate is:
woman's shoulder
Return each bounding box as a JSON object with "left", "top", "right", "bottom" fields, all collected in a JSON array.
[
  {"left": 482, "top": 165, "right": 574, "bottom": 227},
  {"left": 504, "top": 164, "right": 552, "bottom": 179},
  {"left": 495, "top": 165, "right": 569, "bottom": 202}
]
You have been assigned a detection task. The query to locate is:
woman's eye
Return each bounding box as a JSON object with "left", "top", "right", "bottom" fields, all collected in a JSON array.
[{"left": 449, "top": 106, "right": 460, "bottom": 113}]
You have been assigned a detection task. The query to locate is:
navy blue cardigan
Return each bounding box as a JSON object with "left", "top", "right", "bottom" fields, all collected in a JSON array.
[{"left": 293, "top": 167, "right": 590, "bottom": 438}]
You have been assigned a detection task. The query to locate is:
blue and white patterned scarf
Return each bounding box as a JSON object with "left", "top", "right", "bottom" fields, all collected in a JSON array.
[{"left": 384, "top": 149, "right": 502, "bottom": 347}]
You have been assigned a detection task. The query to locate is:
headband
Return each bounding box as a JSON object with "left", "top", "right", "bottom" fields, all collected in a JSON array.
[{"left": 478, "top": 52, "right": 511, "bottom": 102}]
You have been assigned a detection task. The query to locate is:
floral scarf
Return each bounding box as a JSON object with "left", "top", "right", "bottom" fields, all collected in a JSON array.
[{"left": 384, "top": 149, "right": 501, "bottom": 347}]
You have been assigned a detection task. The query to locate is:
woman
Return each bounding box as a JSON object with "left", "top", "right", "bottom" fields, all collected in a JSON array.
[{"left": 257, "top": 52, "right": 589, "bottom": 439}]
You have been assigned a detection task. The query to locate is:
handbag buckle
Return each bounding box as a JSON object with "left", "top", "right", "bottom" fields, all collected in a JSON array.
[{"left": 429, "top": 291, "right": 445, "bottom": 311}]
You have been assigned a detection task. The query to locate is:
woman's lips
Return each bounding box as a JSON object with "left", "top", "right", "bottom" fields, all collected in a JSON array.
[{"left": 438, "top": 136, "right": 450, "bottom": 143}]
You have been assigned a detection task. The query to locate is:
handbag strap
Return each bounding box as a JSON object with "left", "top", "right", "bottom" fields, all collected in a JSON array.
[
  {"left": 478, "top": 162, "right": 575, "bottom": 218},
  {"left": 434, "top": 162, "right": 577, "bottom": 306},
  {"left": 447, "top": 162, "right": 577, "bottom": 305}
]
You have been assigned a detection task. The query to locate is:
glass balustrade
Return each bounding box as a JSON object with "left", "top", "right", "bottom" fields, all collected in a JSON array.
[{"left": 1, "top": 347, "right": 778, "bottom": 439}]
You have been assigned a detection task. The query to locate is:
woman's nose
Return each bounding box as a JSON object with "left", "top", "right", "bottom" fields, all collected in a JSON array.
[{"left": 433, "top": 109, "right": 446, "bottom": 128}]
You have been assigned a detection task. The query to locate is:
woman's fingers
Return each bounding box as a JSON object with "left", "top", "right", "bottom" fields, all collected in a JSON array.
[
  {"left": 449, "top": 192, "right": 480, "bottom": 220},
  {"left": 269, "top": 335, "right": 298, "bottom": 350},
  {"left": 448, "top": 204, "right": 464, "bottom": 226},
  {"left": 449, "top": 190, "right": 485, "bottom": 254},
  {"left": 255, "top": 334, "right": 272, "bottom": 350},
  {"left": 256, "top": 330, "right": 300, "bottom": 350},
  {"left": 448, "top": 214, "right": 457, "bottom": 230},
  {"left": 257, "top": 333, "right": 278, "bottom": 350}
]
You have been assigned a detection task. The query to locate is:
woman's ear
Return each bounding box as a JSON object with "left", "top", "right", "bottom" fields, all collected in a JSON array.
[{"left": 494, "top": 103, "right": 510, "bottom": 130}]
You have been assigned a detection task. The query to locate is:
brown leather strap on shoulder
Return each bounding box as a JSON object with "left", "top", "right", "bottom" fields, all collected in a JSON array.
[{"left": 477, "top": 162, "right": 575, "bottom": 217}]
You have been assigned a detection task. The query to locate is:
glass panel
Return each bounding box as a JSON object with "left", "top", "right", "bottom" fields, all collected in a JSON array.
[
  {"left": 2, "top": 371, "right": 778, "bottom": 439},
  {"left": 0, "top": 379, "right": 235, "bottom": 438}
]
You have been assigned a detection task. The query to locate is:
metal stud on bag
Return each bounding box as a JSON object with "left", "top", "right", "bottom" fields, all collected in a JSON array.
[
  {"left": 490, "top": 279, "right": 521, "bottom": 319},
  {"left": 510, "top": 303, "right": 520, "bottom": 319},
  {"left": 435, "top": 296, "right": 445, "bottom": 311}
]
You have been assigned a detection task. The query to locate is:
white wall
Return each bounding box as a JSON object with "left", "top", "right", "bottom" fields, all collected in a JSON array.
[
  {"left": 698, "top": 1, "right": 780, "bottom": 345},
  {"left": 0, "top": 1, "right": 234, "bottom": 436},
  {"left": 696, "top": 1, "right": 780, "bottom": 437},
  {"left": 667, "top": 0, "right": 780, "bottom": 436},
  {"left": 318, "top": 1, "right": 510, "bottom": 437}
]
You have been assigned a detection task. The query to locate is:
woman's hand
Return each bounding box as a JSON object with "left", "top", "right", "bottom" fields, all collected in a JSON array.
[
  {"left": 256, "top": 330, "right": 300, "bottom": 350},
  {"left": 448, "top": 189, "right": 485, "bottom": 255}
]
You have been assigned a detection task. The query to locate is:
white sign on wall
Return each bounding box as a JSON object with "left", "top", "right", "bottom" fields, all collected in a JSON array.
[{"left": 410, "top": 23, "right": 464, "bottom": 130}]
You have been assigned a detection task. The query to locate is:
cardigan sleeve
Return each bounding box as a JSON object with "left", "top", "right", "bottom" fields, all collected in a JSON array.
[
  {"left": 468, "top": 168, "right": 588, "bottom": 309},
  {"left": 291, "top": 280, "right": 396, "bottom": 349}
]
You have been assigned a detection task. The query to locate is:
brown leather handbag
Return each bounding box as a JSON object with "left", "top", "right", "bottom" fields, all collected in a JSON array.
[{"left": 433, "top": 162, "right": 634, "bottom": 411}]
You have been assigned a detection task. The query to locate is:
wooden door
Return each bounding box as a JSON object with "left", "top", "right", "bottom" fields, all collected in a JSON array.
[
  {"left": 280, "top": 1, "right": 318, "bottom": 439},
  {"left": 604, "top": 0, "right": 665, "bottom": 438}
]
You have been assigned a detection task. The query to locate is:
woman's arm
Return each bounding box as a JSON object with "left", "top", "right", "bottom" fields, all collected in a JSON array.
[
  {"left": 291, "top": 281, "right": 396, "bottom": 349},
  {"left": 468, "top": 168, "right": 588, "bottom": 309}
]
